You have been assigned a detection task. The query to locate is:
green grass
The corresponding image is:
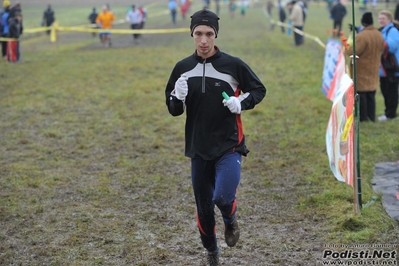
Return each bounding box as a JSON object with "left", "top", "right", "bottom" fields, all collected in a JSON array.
[
  {"left": 20, "top": 2, "right": 169, "bottom": 29},
  {"left": 1, "top": 1, "right": 398, "bottom": 265}
]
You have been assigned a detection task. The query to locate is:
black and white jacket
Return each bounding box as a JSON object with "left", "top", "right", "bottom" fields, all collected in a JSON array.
[{"left": 165, "top": 47, "right": 266, "bottom": 160}]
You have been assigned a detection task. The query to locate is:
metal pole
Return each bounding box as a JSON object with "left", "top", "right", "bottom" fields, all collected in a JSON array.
[
  {"left": 354, "top": 95, "right": 362, "bottom": 215},
  {"left": 351, "top": 0, "right": 362, "bottom": 214}
]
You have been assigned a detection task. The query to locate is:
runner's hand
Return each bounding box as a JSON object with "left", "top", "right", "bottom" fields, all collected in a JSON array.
[
  {"left": 174, "top": 75, "right": 188, "bottom": 101},
  {"left": 223, "top": 96, "right": 241, "bottom": 114}
]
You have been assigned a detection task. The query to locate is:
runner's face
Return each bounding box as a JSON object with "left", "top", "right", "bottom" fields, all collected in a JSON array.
[{"left": 193, "top": 25, "right": 216, "bottom": 59}]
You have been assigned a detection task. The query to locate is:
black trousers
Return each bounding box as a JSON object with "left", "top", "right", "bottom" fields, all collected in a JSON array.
[
  {"left": 294, "top": 26, "right": 304, "bottom": 46},
  {"left": 280, "top": 19, "right": 285, "bottom": 33},
  {"left": 358, "top": 91, "right": 376, "bottom": 122},
  {"left": 333, "top": 20, "right": 343, "bottom": 37},
  {"left": 130, "top": 24, "right": 140, "bottom": 39},
  {"left": 1, "top": 40, "right": 6, "bottom": 57},
  {"left": 380, "top": 76, "right": 399, "bottom": 119},
  {"left": 191, "top": 152, "right": 240, "bottom": 252}
]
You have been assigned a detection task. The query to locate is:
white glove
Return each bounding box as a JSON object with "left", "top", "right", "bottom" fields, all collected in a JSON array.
[
  {"left": 223, "top": 96, "right": 241, "bottom": 114},
  {"left": 174, "top": 75, "right": 188, "bottom": 101}
]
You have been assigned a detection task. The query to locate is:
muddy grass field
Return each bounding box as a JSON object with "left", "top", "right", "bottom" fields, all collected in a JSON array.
[{"left": 1, "top": 0, "right": 399, "bottom": 265}]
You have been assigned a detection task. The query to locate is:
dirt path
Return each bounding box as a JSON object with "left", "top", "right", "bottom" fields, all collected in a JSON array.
[{"left": 4, "top": 2, "right": 389, "bottom": 265}]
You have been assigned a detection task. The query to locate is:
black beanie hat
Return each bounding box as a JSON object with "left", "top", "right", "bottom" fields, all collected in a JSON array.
[
  {"left": 361, "top": 12, "right": 373, "bottom": 26},
  {"left": 190, "top": 9, "right": 220, "bottom": 38}
]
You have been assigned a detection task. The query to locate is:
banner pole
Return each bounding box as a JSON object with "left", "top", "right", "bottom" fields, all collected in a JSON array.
[
  {"left": 351, "top": 0, "right": 362, "bottom": 215},
  {"left": 353, "top": 96, "right": 361, "bottom": 215}
]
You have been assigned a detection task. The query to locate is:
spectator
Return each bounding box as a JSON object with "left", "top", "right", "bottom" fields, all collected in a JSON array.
[
  {"left": 371, "top": 0, "right": 378, "bottom": 14},
  {"left": 1, "top": 0, "right": 10, "bottom": 59},
  {"left": 330, "top": 0, "right": 347, "bottom": 37},
  {"left": 88, "top": 7, "right": 98, "bottom": 37},
  {"left": 394, "top": 1, "right": 399, "bottom": 21},
  {"left": 267, "top": 0, "right": 274, "bottom": 16},
  {"left": 228, "top": 0, "right": 237, "bottom": 18},
  {"left": 345, "top": 12, "right": 384, "bottom": 122},
  {"left": 1, "top": 0, "right": 9, "bottom": 12},
  {"left": 43, "top": 4, "right": 55, "bottom": 35},
  {"left": 95, "top": 5, "right": 115, "bottom": 48},
  {"left": 0, "top": 0, "right": 9, "bottom": 18},
  {"left": 138, "top": 5, "right": 147, "bottom": 29},
  {"left": 287, "top": 0, "right": 305, "bottom": 46},
  {"left": 278, "top": 0, "right": 286, "bottom": 33},
  {"left": 126, "top": 5, "right": 143, "bottom": 43},
  {"left": 377, "top": 10, "right": 399, "bottom": 121},
  {"left": 165, "top": 9, "right": 266, "bottom": 266},
  {"left": 239, "top": 0, "right": 247, "bottom": 16},
  {"left": 169, "top": 0, "right": 177, "bottom": 24},
  {"left": 8, "top": 1, "right": 20, "bottom": 18},
  {"left": 7, "top": 10, "right": 22, "bottom": 62},
  {"left": 359, "top": 0, "right": 367, "bottom": 11},
  {"left": 215, "top": 0, "right": 221, "bottom": 16},
  {"left": 327, "top": 0, "right": 334, "bottom": 11},
  {"left": 267, "top": 0, "right": 274, "bottom": 30},
  {"left": 180, "top": 0, "right": 190, "bottom": 19}
]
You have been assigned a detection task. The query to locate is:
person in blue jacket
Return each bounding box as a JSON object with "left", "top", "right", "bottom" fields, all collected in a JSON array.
[
  {"left": 168, "top": 0, "right": 177, "bottom": 24},
  {"left": 1, "top": 2, "right": 10, "bottom": 58},
  {"left": 165, "top": 9, "right": 266, "bottom": 266},
  {"left": 377, "top": 10, "right": 399, "bottom": 121}
]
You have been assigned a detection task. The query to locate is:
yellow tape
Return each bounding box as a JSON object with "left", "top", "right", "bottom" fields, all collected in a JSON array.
[
  {"left": 17, "top": 18, "right": 189, "bottom": 42},
  {"left": 18, "top": 25, "right": 189, "bottom": 43},
  {"left": 51, "top": 21, "right": 58, "bottom": 42},
  {"left": 263, "top": 8, "right": 326, "bottom": 49},
  {"left": 23, "top": 27, "right": 51, "bottom": 33},
  {"left": 0, "top": 37, "right": 17, "bottom": 41},
  {"left": 0, "top": 26, "right": 49, "bottom": 40},
  {"left": 56, "top": 26, "right": 190, "bottom": 34}
]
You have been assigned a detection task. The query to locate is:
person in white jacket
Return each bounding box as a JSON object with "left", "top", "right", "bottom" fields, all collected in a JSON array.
[{"left": 126, "top": 5, "right": 143, "bottom": 43}]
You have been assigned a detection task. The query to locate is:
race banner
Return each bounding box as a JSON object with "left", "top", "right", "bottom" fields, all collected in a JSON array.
[
  {"left": 321, "top": 39, "right": 346, "bottom": 101},
  {"left": 326, "top": 73, "right": 355, "bottom": 186}
]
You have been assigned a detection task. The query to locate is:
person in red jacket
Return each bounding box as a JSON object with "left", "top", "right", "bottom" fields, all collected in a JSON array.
[{"left": 7, "top": 11, "right": 23, "bottom": 62}]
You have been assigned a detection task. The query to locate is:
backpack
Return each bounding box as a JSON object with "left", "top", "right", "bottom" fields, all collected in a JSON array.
[
  {"left": 299, "top": 2, "right": 307, "bottom": 22},
  {"left": 381, "top": 25, "right": 399, "bottom": 81}
]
